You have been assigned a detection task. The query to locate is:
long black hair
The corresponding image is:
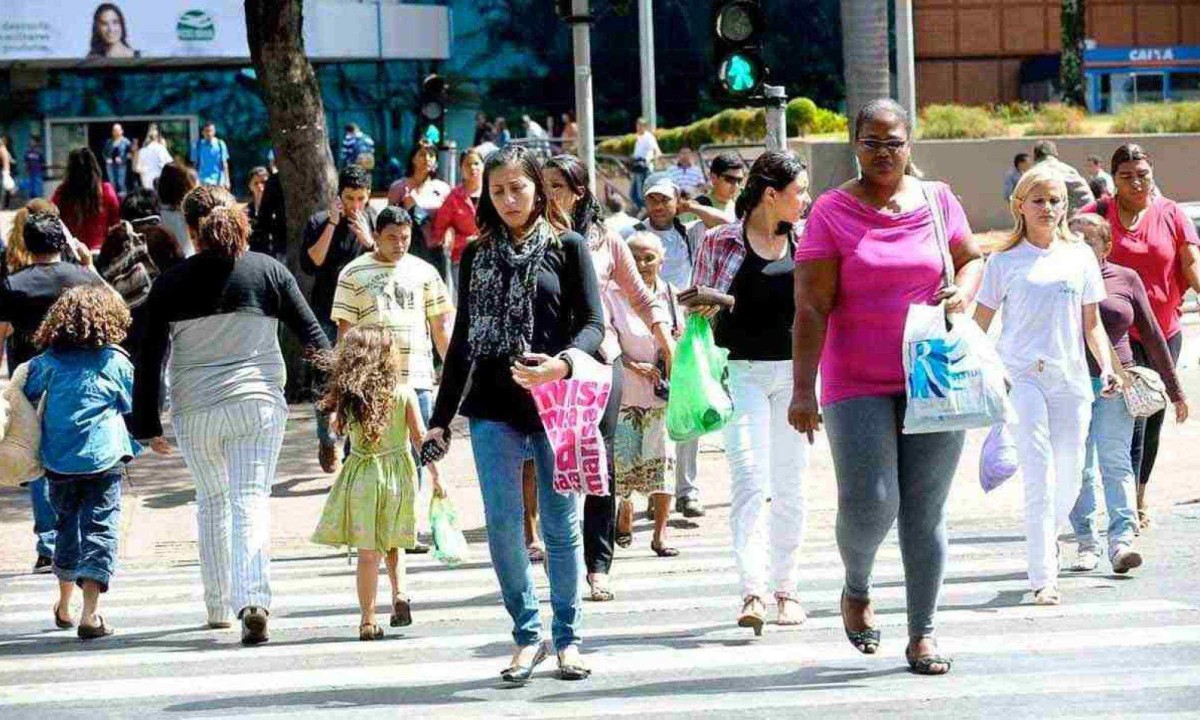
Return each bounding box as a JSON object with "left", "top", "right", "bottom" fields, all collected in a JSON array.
[
  {"left": 543, "top": 154, "right": 602, "bottom": 236},
  {"left": 405, "top": 140, "right": 438, "bottom": 180},
  {"left": 475, "top": 145, "right": 567, "bottom": 243},
  {"left": 735, "top": 151, "right": 807, "bottom": 220},
  {"left": 89, "top": 3, "right": 130, "bottom": 57},
  {"left": 58, "top": 148, "right": 104, "bottom": 229}
]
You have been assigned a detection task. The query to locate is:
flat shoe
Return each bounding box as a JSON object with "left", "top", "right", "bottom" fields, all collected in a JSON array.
[
  {"left": 53, "top": 603, "right": 74, "bottom": 629},
  {"left": 391, "top": 595, "right": 413, "bottom": 627},
  {"left": 77, "top": 615, "right": 114, "bottom": 640},
  {"left": 737, "top": 595, "right": 765, "bottom": 637},
  {"left": 557, "top": 646, "right": 591, "bottom": 680},
  {"left": 841, "top": 590, "right": 880, "bottom": 653},
  {"left": 359, "top": 623, "right": 385, "bottom": 641},
  {"left": 500, "top": 641, "right": 549, "bottom": 684},
  {"left": 615, "top": 532, "right": 633, "bottom": 549},
  {"left": 906, "top": 644, "right": 952, "bottom": 675},
  {"left": 587, "top": 574, "right": 614, "bottom": 602},
  {"left": 650, "top": 542, "right": 679, "bottom": 557}
]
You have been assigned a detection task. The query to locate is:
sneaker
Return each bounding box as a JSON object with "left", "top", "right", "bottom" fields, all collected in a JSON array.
[
  {"left": 1111, "top": 546, "right": 1143, "bottom": 574},
  {"left": 318, "top": 443, "right": 339, "bottom": 474},
  {"left": 239, "top": 606, "right": 270, "bottom": 645},
  {"left": 675, "top": 497, "right": 706, "bottom": 519},
  {"left": 32, "top": 556, "right": 53, "bottom": 574},
  {"left": 1072, "top": 547, "right": 1100, "bottom": 572},
  {"left": 1033, "top": 586, "right": 1061, "bottom": 605}
]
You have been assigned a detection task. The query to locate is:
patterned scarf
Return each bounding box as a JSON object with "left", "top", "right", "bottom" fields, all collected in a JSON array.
[{"left": 467, "top": 219, "right": 554, "bottom": 361}]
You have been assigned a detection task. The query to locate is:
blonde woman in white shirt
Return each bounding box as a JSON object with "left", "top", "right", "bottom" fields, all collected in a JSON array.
[
  {"left": 973, "top": 164, "right": 1120, "bottom": 606},
  {"left": 136, "top": 124, "right": 173, "bottom": 190}
]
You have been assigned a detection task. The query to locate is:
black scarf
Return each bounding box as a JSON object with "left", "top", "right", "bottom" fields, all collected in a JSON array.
[{"left": 467, "top": 219, "right": 554, "bottom": 361}]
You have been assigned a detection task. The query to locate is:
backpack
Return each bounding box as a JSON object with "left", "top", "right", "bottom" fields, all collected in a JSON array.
[{"left": 96, "top": 221, "right": 160, "bottom": 309}]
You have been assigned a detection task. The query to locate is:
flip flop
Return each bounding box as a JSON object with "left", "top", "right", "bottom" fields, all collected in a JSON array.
[
  {"left": 77, "top": 615, "right": 114, "bottom": 640},
  {"left": 53, "top": 602, "right": 74, "bottom": 630},
  {"left": 906, "top": 643, "right": 952, "bottom": 675}
]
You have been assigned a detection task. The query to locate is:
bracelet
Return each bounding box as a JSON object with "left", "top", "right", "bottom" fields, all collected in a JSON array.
[{"left": 556, "top": 351, "right": 575, "bottom": 379}]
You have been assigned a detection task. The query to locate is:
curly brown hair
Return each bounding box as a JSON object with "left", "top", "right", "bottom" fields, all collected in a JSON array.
[
  {"left": 34, "top": 285, "right": 131, "bottom": 351},
  {"left": 182, "top": 185, "right": 236, "bottom": 233},
  {"left": 317, "top": 326, "right": 403, "bottom": 448},
  {"left": 198, "top": 206, "right": 250, "bottom": 258}
]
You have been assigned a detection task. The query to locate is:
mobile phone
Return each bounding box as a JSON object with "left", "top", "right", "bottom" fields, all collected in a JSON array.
[
  {"left": 516, "top": 355, "right": 541, "bottom": 367},
  {"left": 419, "top": 437, "right": 448, "bottom": 466}
]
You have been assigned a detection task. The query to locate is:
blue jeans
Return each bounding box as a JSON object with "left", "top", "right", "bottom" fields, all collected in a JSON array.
[
  {"left": 108, "top": 164, "right": 127, "bottom": 197},
  {"left": 469, "top": 419, "right": 583, "bottom": 650},
  {"left": 1070, "top": 382, "right": 1138, "bottom": 557},
  {"left": 30, "top": 477, "right": 57, "bottom": 558},
  {"left": 47, "top": 468, "right": 123, "bottom": 592}
]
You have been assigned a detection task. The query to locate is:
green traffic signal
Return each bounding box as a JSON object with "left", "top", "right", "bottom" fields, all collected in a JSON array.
[
  {"left": 423, "top": 124, "right": 442, "bottom": 145},
  {"left": 719, "top": 53, "right": 759, "bottom": 94}
]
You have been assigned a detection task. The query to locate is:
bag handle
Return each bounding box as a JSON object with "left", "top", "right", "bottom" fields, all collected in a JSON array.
[{"left": 920, "top": 181, "right": 954, "bottom": 290}]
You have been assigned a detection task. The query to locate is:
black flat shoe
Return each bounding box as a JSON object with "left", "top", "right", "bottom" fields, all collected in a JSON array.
[
  {"left": 53, "top": 603, "right": 74, "bottom": 629},
  {"left": 500, "top": 641, "right": 549, "bottom": 684},
  {"left": 650, "top": 541, "right": 679, "bottom": 557},
  {"left": 615, "top": 531, "right": 633, "bottom": 548},
  {"left": 405, "top": 544, "right": 431, "bottom": 555},
  {"left": 77, "top": 615, "right": 113, "bottom": 640}
]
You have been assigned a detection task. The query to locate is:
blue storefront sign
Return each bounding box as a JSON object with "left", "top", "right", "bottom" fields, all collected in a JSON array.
[{"left": 1084, "top": 45, "right": 1200, "bottom": 113}]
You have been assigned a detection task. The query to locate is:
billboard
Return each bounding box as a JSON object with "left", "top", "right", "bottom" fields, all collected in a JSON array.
[{"left": 0, "top": 1, "right": 450, "bottom": 63}]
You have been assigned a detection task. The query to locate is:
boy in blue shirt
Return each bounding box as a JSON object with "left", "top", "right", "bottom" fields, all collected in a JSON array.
[{"left": 190, "top": 122, "right": 230, "bottom": 188}]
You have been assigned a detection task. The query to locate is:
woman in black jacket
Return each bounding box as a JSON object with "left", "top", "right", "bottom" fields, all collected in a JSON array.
[{"left": 427, "top": 146, "right": 605, "bottom": 682}]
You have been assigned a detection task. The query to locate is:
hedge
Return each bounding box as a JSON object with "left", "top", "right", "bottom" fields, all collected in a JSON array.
[
  {"left": 596, "top": 98, "right": 847, "bottom": 156},
  {"left": 917, "top": 105, "right": 1004, "bottom": 139},
  {"left": 1025, "top": 103, "right": 1087, "bottom": 136},
  {"left": 1111, "top": 102, "right": 1200, "bottom": 134}
]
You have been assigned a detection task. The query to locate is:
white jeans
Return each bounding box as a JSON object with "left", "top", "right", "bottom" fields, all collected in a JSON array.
[
  {"left": 722, "top": 360, "right": 809, "bottom": 599},
  {"left": 173, "top": 398, "right": 287, "bottom": 622},
  {"left": 1010, "top": 363, "right": 1092, "bottom": 590}
]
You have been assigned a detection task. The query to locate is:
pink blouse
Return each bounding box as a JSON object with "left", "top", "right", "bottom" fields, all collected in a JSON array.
[
  {"left": 587, "top": 224, "right": 672, "bottom": 362},
  {"left": 608, "top": 279, "right": 684, "bottom": 408}
]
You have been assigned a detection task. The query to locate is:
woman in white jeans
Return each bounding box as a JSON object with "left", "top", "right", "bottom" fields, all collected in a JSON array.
[
  {"left": 973, "top": 164, "right": 1120, "bottom": 606},
  {"left": 131, "top": 187, "right": 329, "bottom": 644},
  {"left": 690, "top": 151, "right": 811, "bottom": 634}
]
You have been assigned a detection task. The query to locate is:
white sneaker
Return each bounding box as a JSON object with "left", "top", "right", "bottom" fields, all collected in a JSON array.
[
  {"left": 1111, "top": 546, "right": 1143, "bottom": 574},
  {"left": 1033, "top": 586, "right": 1061, "bottom": 605},
  {"left": 1072, "top": 547, "right": 1100, "bottom": 572}
]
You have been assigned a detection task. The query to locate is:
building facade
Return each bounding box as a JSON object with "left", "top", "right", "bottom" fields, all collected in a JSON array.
[{"left": 915, "top": 0, "right": 1200, "bottom": 107}]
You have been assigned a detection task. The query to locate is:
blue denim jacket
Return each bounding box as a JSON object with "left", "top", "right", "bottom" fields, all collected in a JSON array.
[{"left": 23, "top": 346, "right": 140, "bottom": 475}]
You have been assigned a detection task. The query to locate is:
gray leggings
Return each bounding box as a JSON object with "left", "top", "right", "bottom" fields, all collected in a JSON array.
[{"left": 824, "top": 395, "right": 965, "bottom": 638}]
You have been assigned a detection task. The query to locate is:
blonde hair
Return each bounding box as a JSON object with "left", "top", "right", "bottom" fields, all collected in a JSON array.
[
  {"left": 6, "top": 199, "right": 59, "bottom": 273},
  {"left": 997, "top": 164, "right": 1080, "bottom": 253},
  {"left": 316, "top": 326, "right": 403, "bottom": 448}
]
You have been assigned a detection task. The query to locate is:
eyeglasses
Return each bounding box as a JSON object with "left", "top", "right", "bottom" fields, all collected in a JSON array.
[
  {"left": 857, "top": 139, "right": 909, "bottom": 153},
  {"left": 719, "top": 174, "right": 746, "bottom": 185}
]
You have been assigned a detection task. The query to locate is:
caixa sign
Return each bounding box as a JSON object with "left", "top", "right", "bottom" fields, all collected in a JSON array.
[{"left": 1129, "top": 48, "right": 1174, "bottom": 62}]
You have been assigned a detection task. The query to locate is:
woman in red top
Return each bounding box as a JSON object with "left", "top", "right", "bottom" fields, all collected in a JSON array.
[
  {"left": 431, "top": 148, "right": 484, "bottom": 296},
  {"left": 1081, "top": 143, "right": 1200, "bottom": 527},
  {"left": 52, "top": 148, "right": 120, "bottom": 251}
]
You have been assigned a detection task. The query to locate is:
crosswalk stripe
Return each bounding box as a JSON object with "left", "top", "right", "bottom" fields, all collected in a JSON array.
[
  {"left": 4, "top": 623, "right": 1200, "bottom": 707},
  {"left": 0, "top": 571, "right": 1127, "bottom": 639},
  {"left": 0, "top": 599, "right": 1186, "bottom": 676}
]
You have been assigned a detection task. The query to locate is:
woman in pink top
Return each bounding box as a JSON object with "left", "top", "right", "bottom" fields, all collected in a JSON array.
[
  {"left": 544, "top": 153, "right": 673, "bottom": 602},
  {"left": 1080, "top": 144, "right": 1200, "bottom": 526},
  {"left": 789, "top": 99, "right": 984, "bottom": 676}
]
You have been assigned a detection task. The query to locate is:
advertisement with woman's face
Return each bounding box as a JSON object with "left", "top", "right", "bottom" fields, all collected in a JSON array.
[{"left": 90, "top": 3, "right": 138, "bottom": 58}]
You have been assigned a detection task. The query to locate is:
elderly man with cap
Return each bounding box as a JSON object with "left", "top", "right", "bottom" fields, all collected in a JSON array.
[{"left": 620, "top": 174, "right": 709, "bottom": 519}]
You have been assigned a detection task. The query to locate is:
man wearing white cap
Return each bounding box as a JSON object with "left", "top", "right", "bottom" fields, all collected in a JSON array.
[{"left": 620, "top": 174, "right": 708, "bottom": 518}]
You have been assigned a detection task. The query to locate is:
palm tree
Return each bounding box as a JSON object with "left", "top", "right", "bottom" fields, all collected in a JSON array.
[{"left": 839, "top": 0, "right": 891, "bottom": 138}]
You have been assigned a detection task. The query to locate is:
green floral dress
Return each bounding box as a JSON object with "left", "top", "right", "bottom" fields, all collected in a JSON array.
[{"left": 311, "top": 390, "right": 418, "bottom": 552}]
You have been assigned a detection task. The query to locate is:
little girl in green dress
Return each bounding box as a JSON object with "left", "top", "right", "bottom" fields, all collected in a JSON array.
[{"left": 311, "top": 326, "right": 444, "bottom": 640}]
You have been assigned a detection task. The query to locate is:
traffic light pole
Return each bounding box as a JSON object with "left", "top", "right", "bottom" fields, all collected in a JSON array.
[
  {"left": 895, "top": 0, "right": 918, "bottom": 129},
  {"left": 570, "top": 0, "right": 597, "bottom": 191},
  {"left": 638, "top": 0, "right": 657, "bottom": 129},
  {"left": 763, "top": 84, "right": 788, "bottom": 153}
]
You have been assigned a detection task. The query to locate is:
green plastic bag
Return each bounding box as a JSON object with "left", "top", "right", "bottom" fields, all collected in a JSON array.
[
  {"left": 430, "top": 496, "right": 469, "bottom": 566},
  {"left": 666, "top": 314, "right": 733, "bottom": 442}
]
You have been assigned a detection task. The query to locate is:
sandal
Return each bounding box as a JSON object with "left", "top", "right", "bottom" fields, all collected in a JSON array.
[
  {"left": 587, "top": 573, "right": 614, "bottom": 602},
  {"left": 77, "top": 615, "right": 114, "bottom": 640},
  {"left": 1033, "top": 586, "right": 1061, "bottom": 606},
  {"left": 500, "top": 641, "right": 550, "bottom": 684},
  {"left": 905, "top": 641, "right": 952, "bottom": 675},
  {"left": 527, "top": 545, "right": 545, "bottom": 564},
  {"left": 615, "top": 531, "right": 633, "bottom": 549},
  {"left": 841, "top": 590, "right": 880, "bottom": 654},
  {"left": 774, "top": 592, "right": 806, "bottom": 626},
  {"left": 359, "top": 622, "right": 384, "bottom": 641},
  {"left": 737, "top": 595, "right": 765, "bottom": 636},
  {"left": 391, "top": 595, "right": 413, "bottom": 627},
  {"left": 650, "top": 541, "right": 679, "bottom": 557},
  {"left": 557, "top": 645, "right": 592, "bottom": 680},
  {"left": 53, "top": 602, "right": 74, "bottom": 630}
]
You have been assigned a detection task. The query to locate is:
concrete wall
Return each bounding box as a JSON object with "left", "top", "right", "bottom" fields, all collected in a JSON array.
[{"left": 797, "top": 134, "right": 1200, "bottom": 232}]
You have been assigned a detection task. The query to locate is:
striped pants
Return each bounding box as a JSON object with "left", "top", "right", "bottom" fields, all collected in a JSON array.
[{"left": 173, "top": 398, "right": 288, "bottom": 623}]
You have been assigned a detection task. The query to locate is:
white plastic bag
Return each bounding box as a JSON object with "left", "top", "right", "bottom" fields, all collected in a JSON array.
[{"left": 902, "top": 305, "right": 1013, "bottom": 434}]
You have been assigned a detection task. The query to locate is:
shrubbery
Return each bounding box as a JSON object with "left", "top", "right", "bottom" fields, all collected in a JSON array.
[
  {"left": 917, "top": 105, "right": 1004, "bottom": 139},
  {"left": 1111, "top": 102, "right": 1200, "bottom": 134},
  {"left": 596, "top": 98, "right": 847, "bottom": 156},
  {"left": 1025, "top": 103, "right": 1087, "bottom": 136}
]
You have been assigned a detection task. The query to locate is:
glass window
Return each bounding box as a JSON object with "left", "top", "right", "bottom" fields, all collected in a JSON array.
[{"left": 1172, "top": 72, "right": 1200, "bottom": 103}]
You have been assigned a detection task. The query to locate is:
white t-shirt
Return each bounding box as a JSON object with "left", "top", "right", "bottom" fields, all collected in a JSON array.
[
  {"left": 137, "top": 142, "right": 173, "bottom": 188},
  {"left": 632, "top": 131, "right": 660, "bottom": 162},
  {"left": 976, "top": 239, "right": 1106, "bottom": 393}
]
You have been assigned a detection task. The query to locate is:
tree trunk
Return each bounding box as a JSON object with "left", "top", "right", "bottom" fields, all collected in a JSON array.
[
  {"left": 1060, "top": 0, "right": 1087, "bottom": 107},
  {"left": 839, "top": 0, "right": 892, "bottom": 139},
  {"left": 245, "top": 0, "right": 336, "bottom": 400}
]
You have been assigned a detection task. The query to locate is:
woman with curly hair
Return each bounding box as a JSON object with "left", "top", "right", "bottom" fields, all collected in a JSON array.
[
  {"left": 131, "top": 197, "right": 328, "bottom": 645},
  {"left": 22, "top": 284, "right": 167, "bottom": 639},
  {"left": 310, "top": 326, "right": 445, "bottom": 640}
]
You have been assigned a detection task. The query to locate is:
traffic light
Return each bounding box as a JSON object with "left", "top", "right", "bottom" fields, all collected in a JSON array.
[
  {"left": 417, "top": 73, "right": 448, "bottom": 146},
  {"left": 712, "top": 1, "right": 767, "bottom": 103}
]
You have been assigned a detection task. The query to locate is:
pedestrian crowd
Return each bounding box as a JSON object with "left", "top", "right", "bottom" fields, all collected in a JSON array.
[{"left": 1, "top": 97, "right": 1197, "bottom": 686}]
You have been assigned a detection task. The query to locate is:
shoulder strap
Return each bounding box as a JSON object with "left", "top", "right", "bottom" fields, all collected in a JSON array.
[
  {"left": 1096, "top": 197, "right": 1109, "bottom": 218},
  {"left": 921, "top": 181, "right": 954, "bottom": 289}
]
